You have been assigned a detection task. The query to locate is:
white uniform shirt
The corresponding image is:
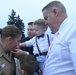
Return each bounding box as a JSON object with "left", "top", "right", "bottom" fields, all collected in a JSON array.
[
  {"left": 43, "top": 18, "right": 76, "bottom": 75},
  {"left": 25, "top": 33, "right": 53, "bottom": 62}
]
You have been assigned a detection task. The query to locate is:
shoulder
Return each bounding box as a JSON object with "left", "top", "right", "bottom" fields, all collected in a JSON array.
[
  {"left": 21, "top": 37, "right": 30, "bottom": 42},
  {"left": 25, "top": 37, "right": 30, "bottom": 40},
  {"left": 0, "top": 45, "right": 5, "bottom": 57}
]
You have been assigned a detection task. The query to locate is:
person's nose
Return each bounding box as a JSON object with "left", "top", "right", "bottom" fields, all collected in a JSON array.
[{"left": 45, "top": 22, "right": 48, "bottom": 25}]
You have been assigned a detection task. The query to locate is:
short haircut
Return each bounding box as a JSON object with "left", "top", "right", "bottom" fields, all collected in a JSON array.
[
  {"left": 28, "top": 22, "right": 34, "bottom": 25},
  {"left": 33, "top": 19, "right": 47, "bottom": 29},
  {"left": 19, "top": 54, "right": 38, "bottom": 75},
  {"left": 1, "top": 25, "right": 22, "bottom": 40},
  {"left": 42, "top": 1, "right": 66, "bottom": 13}
]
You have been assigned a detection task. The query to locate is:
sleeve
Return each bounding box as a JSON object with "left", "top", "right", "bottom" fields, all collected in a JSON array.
[
  {"left": 25, "top": 37, "right": 35, "bottom": 47},
  {"left": 69, "top": 34, "right": 76, "bottom": 73}
]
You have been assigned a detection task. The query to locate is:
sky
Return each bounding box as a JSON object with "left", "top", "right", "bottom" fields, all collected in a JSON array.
[{"left": 0, "top": 0, "right": 76, "bottom": 35}]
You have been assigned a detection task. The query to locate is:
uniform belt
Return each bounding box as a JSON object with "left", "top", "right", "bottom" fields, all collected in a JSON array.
[{"left": 35, "top": 52, "right": 47, "bottom": 57}]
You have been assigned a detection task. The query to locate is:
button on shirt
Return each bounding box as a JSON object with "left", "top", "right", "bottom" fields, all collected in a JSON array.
[{"left": 43, "top": 18, "right": 76, "bottom": 75}]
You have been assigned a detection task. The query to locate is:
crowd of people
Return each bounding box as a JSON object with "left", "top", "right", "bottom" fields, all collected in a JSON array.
[{"left": 0, "top": 1, "right": 76, "bottom": 75}]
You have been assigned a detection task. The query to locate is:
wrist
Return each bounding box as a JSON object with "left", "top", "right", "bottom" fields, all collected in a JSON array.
[{"left": 24, "top": 51, "right": 29, "bottom": 55}]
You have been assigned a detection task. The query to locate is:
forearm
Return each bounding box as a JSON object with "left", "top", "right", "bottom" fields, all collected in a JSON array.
[
  {"left": 12, "top": 49, "right": 29, "bottom": 58},
  {"left": 20, "top": 42, "right": 26, "bottom": 47}
]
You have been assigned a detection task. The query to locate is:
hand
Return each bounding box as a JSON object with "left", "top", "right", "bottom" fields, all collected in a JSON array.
[
  {"left": 18, "top": 65, "right": 24, "bottom": 75},
  {"left": 38, "top": 69, "right": 43, "bottom": 75},
  {"left": 19, "top": 42, "right": 26, "bottom": 47},
  {"left": 18, "top": 63, "right": 22, "bottom": 74},
  {"left": 12, "top": 49, "right": 25, "bottom": 58}
]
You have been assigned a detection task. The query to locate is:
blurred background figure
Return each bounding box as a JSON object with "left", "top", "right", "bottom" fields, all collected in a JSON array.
[{"left": 20, "top": 22, "right": 35, "bottom": 55}]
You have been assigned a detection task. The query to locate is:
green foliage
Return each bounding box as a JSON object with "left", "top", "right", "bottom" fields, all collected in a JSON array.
[{"left": 7, "top": 9, "right": 25, "bottom": 41}]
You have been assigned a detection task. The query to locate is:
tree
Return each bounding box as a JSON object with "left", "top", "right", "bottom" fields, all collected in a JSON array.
[{"left": 7, "top": 9, "right": 25, "bottom": 41}]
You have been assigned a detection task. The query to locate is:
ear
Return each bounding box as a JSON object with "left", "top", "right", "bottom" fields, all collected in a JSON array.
[
  {"left": 7, "top": 37, "right": 12, "bottom": 43},
  {"left": 52, "top": 7, "right": 59, "bottom": 17}
]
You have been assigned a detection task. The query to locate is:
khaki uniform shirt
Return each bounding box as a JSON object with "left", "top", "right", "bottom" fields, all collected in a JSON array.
[{"left": 0, "top": 44, "right": 16, "bottom": 75}]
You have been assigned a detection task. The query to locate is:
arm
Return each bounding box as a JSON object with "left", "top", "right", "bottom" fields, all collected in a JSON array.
[
  {"left": 13, "top": 37, "right": 35, "bottom": 58},
  {"left": 19, "top": 42, "right": 26, "bottom": 47},
  {"left": 19, "top": 37, "right": 34, "bottom": 47},
  {"left": 12, "top": 49, "right": 29, "bottom": 58},
  {"left": 69, "top": 34, "right": 76, "bottom": 73}
]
